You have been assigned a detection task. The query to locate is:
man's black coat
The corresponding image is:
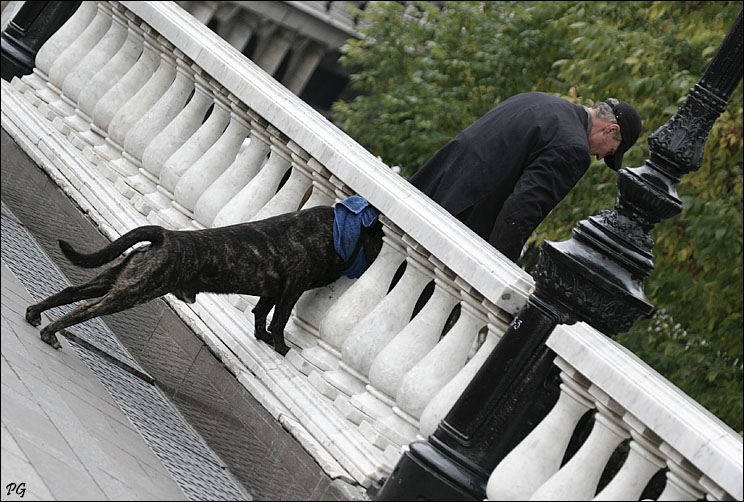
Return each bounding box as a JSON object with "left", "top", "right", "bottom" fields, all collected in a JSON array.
[{"left": 410, "top": 92, "right": 592, "bottom": 262}]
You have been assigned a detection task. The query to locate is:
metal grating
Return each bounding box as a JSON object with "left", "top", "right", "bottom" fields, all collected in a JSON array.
[
  {"left": 1, "top": 203, "right": 142, "bottom": 367},
  {"left": 1, "top": 201, "right": 250, "bottom": 501}
]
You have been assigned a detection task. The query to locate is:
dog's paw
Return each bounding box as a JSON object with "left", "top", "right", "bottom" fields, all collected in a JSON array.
[
  {"left": 40, "top": 328, "right": 61, "bottom": 350},
  {"left": 25, "top": 306, "right": 42, "bottom": 327},
  {"left": 254, "top": 329, "right": 272, "bottom": 344},
  {"left": 274, "top": 343, "right": 290, "bottom": 356}
]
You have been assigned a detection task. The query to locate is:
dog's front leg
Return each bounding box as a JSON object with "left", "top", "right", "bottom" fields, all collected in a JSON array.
[
  {"left": 268, "top": 292, "right": 302, "bottom": 356},
  {"left": 252, "top": 296, "right": 275, "bottom": 345}
]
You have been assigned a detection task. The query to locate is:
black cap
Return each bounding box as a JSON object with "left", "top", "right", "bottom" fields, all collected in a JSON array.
[{"left": 603, "top": 98, "right": 642, "bottom": 171}]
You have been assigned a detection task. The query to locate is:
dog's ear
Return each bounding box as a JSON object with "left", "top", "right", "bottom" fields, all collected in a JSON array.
[{"left": 361, "top": 220, "right": 384, "bottom": 265}]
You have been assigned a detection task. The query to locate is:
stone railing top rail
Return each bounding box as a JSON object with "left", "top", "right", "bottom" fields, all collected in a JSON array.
[
  {"left": 548, "top": 322, "right": 743, "bottom": 500},
  {"left": 122, "top": 0, "right": 534, "bottom": 313}
]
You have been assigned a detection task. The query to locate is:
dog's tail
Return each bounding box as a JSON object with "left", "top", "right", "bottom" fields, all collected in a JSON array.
[{"left": 59, "top": 226, "right": 166, "bottom": 268}]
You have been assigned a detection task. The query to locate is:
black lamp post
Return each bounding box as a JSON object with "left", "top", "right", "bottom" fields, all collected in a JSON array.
[
  {"left": 373, "top": 11, "right": 742, "bottom": 501},
  {"left": 1, "top": 1, "right": 81, "bottom": 81}
]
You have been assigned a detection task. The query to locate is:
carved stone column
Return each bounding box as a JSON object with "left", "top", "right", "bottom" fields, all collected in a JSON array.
[{"left": 373, "top": 11, "right": 742, "bottom": 501}]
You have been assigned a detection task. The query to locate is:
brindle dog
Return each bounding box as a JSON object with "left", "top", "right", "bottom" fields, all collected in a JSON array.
[{"left": 25, "top": 206, "right": 383, "bottom": 355}]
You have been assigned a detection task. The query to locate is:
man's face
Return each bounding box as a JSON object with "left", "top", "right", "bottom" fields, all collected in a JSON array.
[{"left": 589, "top": 124, "right": 622, "bottom": 161}]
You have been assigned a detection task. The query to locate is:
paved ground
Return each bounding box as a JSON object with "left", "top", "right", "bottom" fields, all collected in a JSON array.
[
  {"left": 1, "top": 251, "right": 188, "bottom": 501},
  {"left": 1, "top": 126, "right": 365, "bottom": 501}
]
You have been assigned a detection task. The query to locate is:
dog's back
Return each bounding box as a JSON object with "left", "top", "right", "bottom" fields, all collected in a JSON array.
[{"left": 161, "top": 206, "right": 345, "bottom": 297}]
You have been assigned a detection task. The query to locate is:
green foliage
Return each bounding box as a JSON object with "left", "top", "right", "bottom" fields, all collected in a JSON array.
[
  {"left": 333, "top": 1, "right": 743, "bottom": 432},
  {"left": 334, "top": 1, "right": 577, "bottom": 177}
]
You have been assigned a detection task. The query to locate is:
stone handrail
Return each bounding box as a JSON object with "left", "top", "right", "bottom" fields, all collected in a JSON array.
[{"left": 1, "top": 1, "right": 740, "bottom": 498}]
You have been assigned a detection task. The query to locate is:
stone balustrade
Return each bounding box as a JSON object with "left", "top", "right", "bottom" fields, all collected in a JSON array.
[
  {"left": 2, "top": 1, "right": 740, "bottom": 498},
  {"left": 485, "top": 322, "right": 742, "bottom": 501}
]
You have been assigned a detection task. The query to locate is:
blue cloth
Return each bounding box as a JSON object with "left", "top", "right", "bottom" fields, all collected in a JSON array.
[{"left": 333, "top": 196, "right": 379, "bottom": 278}]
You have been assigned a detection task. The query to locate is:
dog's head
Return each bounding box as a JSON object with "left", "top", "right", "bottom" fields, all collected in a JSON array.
[{"left": 360, "top": 218, "right": 384, "bottom": 266}]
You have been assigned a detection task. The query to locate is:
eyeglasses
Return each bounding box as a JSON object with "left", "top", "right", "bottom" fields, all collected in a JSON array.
[
  {"left": 606, "top": 98, "right": 623, "bottom": 121},
  {"left": 605, "top": 98, "right": 623, "bottom": 142}
]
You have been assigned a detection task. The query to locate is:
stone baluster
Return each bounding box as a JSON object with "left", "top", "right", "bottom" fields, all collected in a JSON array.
[
  {"left": 385, "top": 289, "right": 488, "bottom": 446},
  {"left": 93, "top": 29, "right": 171, "bottom": 173},
  {"left": 179, "top": 1, "right": 218, "bottom": 24},
  {"left": 64, "top": 8, "right": 144, "bottom": 145},
  {"left": 43, "top": 1, "right": 110, "bottom": 119},
  {"left": 657, "top": 449, "right": 706, "bottom": 501},
  {"left": 192, "top": 116, "right": 271, "bottom": 227},
  {"left": 112, "top": 49, "right": 195, "bottom": 198},
  {"left": 148, "top": 87, "right": 231, "bottom": 227},
  {"left": 129, "top": 68, "right": 214, "bottom": 216},
  {"left": 211, "top": 137, "right": 293, "bottom": 227},
  {"left": 250, "top": 145, "right": 314, "bottom": 221},
  {"left": 79, "top": 20, "right": 152, "bottom": 150},
  {"left": 282, "top": 39, "right": 326, "bottom": 96},
  {"left": 170, "top": 96, "right": 252, "bottom": 228},
  {"left": 52, "top": 2, "right": 123, "bottom": 130},
  {"left": 593, "top": 421, "right": 666, "bottom": 501},
  {"left": 144, "top": 84, "right": 230, "bottom": 223},
  {"left": 486, "top": 360, "right": 595, "bottom": 501},
  {"left": 220, "top": 14, "right": 257, "bottom": 53},
  {"left": 356, "top": 270, "right": 459, "bottom": 427},
  {"left": 418, "top": 308, "right": 508, "bottom": 437},
  {"left": 360, "top": 272, "right": 460, "bottom": 449},
  {"left": 328, "top": 243, "right": 432, "bottom": 409},
  {"left": 528, "top": 392, "right": 630, "bottom": 501},
  {"left": 307, "top": 227, "right": 406, "bottom": 396},
  {"left": 252, "top": 24, "right": 294, "bottom": 77},
  {"left": 98, "top": 35, "right": 178, "bottom": 181},
  {"left": 300, "top": 165, "right": 337, "bottom": 209},
  {"left": 698, "top": 475, "right": 731, "bottom": 502},
  {"left": 20, "top": 2, "right": 98, "bottom": 101}
]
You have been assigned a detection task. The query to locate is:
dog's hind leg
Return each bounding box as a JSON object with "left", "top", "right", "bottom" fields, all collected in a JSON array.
[
  {"left": 252, "top": 296, "right": 275, "bottom": 345},
  {"left": 268, "top": 291, "right": 302, "bottom": 356},
  {"left": 37, "top": 289, "right": 148, "bottom": 349},
  {"left": 25, "top": 268, "right": 118, "bottom": 326}
]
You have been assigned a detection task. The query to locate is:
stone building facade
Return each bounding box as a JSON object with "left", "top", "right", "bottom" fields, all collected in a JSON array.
[{"left": 177, "top": 1, "right": 367, "bottom": 117}]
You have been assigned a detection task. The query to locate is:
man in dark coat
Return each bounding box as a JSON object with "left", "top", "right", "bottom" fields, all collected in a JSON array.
[{"left": 410, "top": 92, "right": 642, "bottom": 262}]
